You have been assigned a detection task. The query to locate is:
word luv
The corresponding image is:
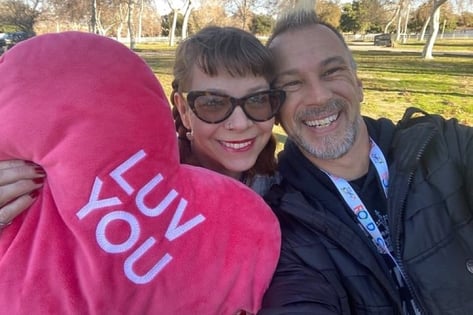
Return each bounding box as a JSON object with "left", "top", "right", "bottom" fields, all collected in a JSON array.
[{"left": 76, "top": 149, "right": 206, "bottom": 284}]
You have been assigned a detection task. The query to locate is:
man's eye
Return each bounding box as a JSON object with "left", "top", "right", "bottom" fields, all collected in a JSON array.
[
  {"left": 279, "top": 81, "right": 302, "bottom": 92},
  {"left": 323, "top": 66, "right": 345, "bottom": 77}
]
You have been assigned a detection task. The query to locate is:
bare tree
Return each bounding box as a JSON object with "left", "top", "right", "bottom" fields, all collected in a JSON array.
[
  {"left": 396, "top": 0, "right": 411, "bottom": 42},
  {"left": 191, "top": 3, "right": 228, "bottom": 29},
  {"left": 231, "top": 0, "right": 252, "bottom": 29},
  {"left": 43, "top": 0, "right": 90, "bottom": 32},
  {"left": 127, "top": 0, "right": 136, "bottom": 48},
  {"left": 422, "top": 0, "right": 447, "bottom": 59},
  {"left": 419, "top": 1, "right": 432, "bottom": 40},
  {"left": 137, "top": 0, "right": 144, "bottom": 41},
  {"left": 384, "top": 4, "right": 400, "bottom": 33},
  {"left": 116, "top": 2, "right": 128, "bottom": 40},
  {"left": 0, "top": 0, "right": 42, "bottom": 33},
  {"left": 181, "top": 0, "right": 193, "bottom": 39},
  {"left": 401, "top": 2, "right": 410, "bottom": 43},
  {"left": 224, "top": 0, "right": 264, "bottom": 30},
  {"left": 394, "top": 0, "right": 408, "bottom": 41},
  {"left": 166, "top": 0, "right": 179, "bottom": 46},
  {"left": 91, "top": 0, "right": 98, "bottom": 33},
  {"left": 165, "top": 0, "right": 191, "bottom": 45}
]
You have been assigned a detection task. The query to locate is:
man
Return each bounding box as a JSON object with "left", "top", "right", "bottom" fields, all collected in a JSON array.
[{"left": 259, "top": 9, "right": 473, "bottom": 315}]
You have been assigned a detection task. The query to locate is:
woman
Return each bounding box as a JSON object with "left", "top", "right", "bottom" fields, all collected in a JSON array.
[
  {"left": 0, "top": 26, "right": 284, "bottom": 229},
  {"left": 0, "top": 30, "right": 281, "bottom": 315}
]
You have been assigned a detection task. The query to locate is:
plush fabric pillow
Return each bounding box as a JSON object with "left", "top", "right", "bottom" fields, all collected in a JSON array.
[{"left": 0, "top": 32, "right": 280, "bottom": 314}]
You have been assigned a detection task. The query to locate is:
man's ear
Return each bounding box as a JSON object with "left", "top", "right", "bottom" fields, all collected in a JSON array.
[{"left": 174, "top": 92, "right": 192, "bottom": 130}]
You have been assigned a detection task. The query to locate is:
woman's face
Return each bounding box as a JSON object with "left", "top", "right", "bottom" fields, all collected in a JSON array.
[{"left": 175, "top": 66, "right": 275, "bottom": 179}]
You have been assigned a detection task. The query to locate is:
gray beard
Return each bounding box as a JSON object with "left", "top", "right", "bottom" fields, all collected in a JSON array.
[{"left": 295, "top": 110, "right": 362, "bottom": 160}]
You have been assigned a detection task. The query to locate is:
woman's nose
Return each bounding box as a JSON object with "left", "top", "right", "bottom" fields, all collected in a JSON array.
[{"left": 224, "top": 106, "right": 252, "bottom": 130}]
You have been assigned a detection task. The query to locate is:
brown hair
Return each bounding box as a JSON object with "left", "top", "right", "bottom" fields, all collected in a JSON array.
[{"left": 170, "top": 26, "right": 278, "bottom": 179}]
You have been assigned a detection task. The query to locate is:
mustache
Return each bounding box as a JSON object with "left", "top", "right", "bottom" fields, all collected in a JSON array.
[{"left": 296, "top": 98, "right": 347, "bottom": 119}]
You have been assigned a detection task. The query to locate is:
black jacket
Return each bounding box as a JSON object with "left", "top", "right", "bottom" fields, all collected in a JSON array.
[{"left": 259, "top": 108, "right": 473, "bottom": 315}]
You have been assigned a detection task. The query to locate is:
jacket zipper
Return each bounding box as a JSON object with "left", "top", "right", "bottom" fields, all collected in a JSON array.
[{"left": 393, "top": 131, "right": 435, "bottom": 315}]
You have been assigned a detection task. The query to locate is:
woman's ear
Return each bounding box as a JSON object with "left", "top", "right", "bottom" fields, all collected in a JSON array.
[
  {"left": 174, "top": 92, "right": 192, "bottom": 130},
  {"left": 274, "top": 115, "right": 281, "bottom": 126}
]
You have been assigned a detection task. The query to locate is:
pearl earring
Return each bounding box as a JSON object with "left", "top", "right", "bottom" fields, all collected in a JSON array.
[{"left": 186, "top": 130, "right": 194, "bottom": 141}]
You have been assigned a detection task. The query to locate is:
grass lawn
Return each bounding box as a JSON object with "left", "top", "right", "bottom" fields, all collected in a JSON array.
[
  {"left": 135, "top": 39, "right": 473, "bottom": 151},
  {"left": 355, "top": 49, "right": 473, "bottom": 125}
]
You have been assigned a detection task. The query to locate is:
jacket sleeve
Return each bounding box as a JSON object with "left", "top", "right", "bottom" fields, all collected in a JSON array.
[{"left": 258, "top": 236, "right": 345, "bottom": 315}]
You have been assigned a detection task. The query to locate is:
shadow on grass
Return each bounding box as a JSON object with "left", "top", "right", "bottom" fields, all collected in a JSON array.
[
  {"left": 354, "top": 51, "right": 473, "bottom": 77},
  {"left": 139, "top": 53, "right": 175, "bottom": 77},
  {"left": 363, "top": 86, "right": 472, "bottom": 98}
]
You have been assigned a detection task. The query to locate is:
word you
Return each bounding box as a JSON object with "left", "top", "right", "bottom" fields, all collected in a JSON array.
[{"left": 76, "top": 149, "right": 206, "bottom": 284}]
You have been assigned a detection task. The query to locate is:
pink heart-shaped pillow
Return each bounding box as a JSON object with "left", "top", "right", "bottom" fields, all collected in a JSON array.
[{"left": 0, "top": 32, "right": 280, "bottom": 314}]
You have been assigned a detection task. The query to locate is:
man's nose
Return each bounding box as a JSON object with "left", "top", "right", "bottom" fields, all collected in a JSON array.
[{"left": 305, "top": 77, "right": 332, "bottom": 106}]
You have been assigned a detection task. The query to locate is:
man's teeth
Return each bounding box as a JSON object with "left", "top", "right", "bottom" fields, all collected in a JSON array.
[
  {"left": 222, "top": 141, "right": 251, "bottom": 149},
  {"left": 305, "top": 114, "right": 338, "bottom": 127}
]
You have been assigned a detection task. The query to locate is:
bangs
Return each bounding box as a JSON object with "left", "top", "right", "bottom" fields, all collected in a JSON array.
[{"left": 194, "top": 28, "right": 273, "bottom": 79}]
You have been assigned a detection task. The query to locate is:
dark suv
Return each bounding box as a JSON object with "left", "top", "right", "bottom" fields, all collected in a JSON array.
[
  {"left": 1, "top": 32, "right": 35, "bottom": 50},
  {"left": 374, "top": 33, "right": 392, "bottom": 47},
  {"left": 0, "top": 34, "right": 6, "bottom": 53}
]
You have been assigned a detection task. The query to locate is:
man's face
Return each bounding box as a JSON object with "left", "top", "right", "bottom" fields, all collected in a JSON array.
[{"left": 270, "top": 24, "right": 364, "bottom": 161}]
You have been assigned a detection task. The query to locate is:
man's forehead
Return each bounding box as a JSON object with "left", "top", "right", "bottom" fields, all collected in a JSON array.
[
  {"left": 270, "top": 25, "right": 347, "bottom": 68},
  {"left": 270, "top": 24, "right": 343, "bottom": 50}
]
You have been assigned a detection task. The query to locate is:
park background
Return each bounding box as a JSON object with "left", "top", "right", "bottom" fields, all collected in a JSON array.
[{"left": 2, "top": 0, "right": 472, "bottom": 149}]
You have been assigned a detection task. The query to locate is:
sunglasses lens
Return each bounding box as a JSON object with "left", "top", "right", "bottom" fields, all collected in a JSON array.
[
  {"left": 187, "top": 90, "right": 284, "bottom": 124},
  {"left": 193, "top": 94, "right": 233, "bottom": 123},
  {"left": 244, "top": 91, "right": 281, "bottom": 121}
]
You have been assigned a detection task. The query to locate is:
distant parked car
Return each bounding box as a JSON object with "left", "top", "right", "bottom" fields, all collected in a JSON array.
[
  {"left": 3, "top": 31, "right": 35, "bottom": 49},
  {"left": 0, "top": 34, "right": 6, "bottom": 53},
  {"left": 374, "top": 33, "right": 392, "bottom": 47}
]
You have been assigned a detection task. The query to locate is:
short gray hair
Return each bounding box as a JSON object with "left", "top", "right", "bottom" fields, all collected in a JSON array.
[{"left": 267, "top": 9, "right": 357, "bottom": 70}]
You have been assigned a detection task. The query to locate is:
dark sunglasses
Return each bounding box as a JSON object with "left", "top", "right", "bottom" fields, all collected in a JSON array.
[{"left": 182, "top": 90, "right": 285, "bottom": 124}]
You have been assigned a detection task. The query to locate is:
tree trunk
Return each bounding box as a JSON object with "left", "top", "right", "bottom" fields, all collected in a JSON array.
[
  {"left": 422, "top": 0, "right": 446, "bottom": 59},
  {"left": 402, "top": 4, "right": 410, "bottom": 43},
  {"left": 181, "top": 1, "right": 193, "bottom": 40},
  {"left": 117, "top": 23, "right": 123, "bottom": 42},
  {"left": 440, "top": 18, "right": 446, "bottom": 39},
  {"left": 137, "top": 0, "right": 144, "bottom": 43},
  {"left": 128, "top": 0, "right": 135, "bottom": 49},
  {"left": 91, "top": 0, "right": 98, "bottom": 34},
  {"left": 169, "top": 9, "right": 178, "bottom": 46},
  {"left": 384, "top": 5, "right": 400, "bottom": 34},
  {"left": 395, "top": 7, "right": 403, "bottom": 41},
  {"left": 420, "top": 15, "right": 430, "bottom": 41},
  {"left": 96, "top": 9, "right": 104, "bottom": 35}
]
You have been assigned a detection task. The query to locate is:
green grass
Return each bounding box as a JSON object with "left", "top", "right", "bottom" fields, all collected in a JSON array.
[
  {"left": 354, "top": 50, "right": 473, "bottom": 125},
  {"left": 135, "top": 40, "right": 473, "bottom": 152},
  {"left": 395, "top": 39, "right": 473, "bottom": 53}
]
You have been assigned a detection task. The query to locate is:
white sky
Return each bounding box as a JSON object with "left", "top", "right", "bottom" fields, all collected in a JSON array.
[{"left": 154, "top": 0, "right": 472, "bottom": 16}]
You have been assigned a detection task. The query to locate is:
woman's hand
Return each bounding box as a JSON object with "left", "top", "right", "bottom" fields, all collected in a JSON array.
[{"left": 0, "top": 160, "right": 45, "bottom": 230}]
